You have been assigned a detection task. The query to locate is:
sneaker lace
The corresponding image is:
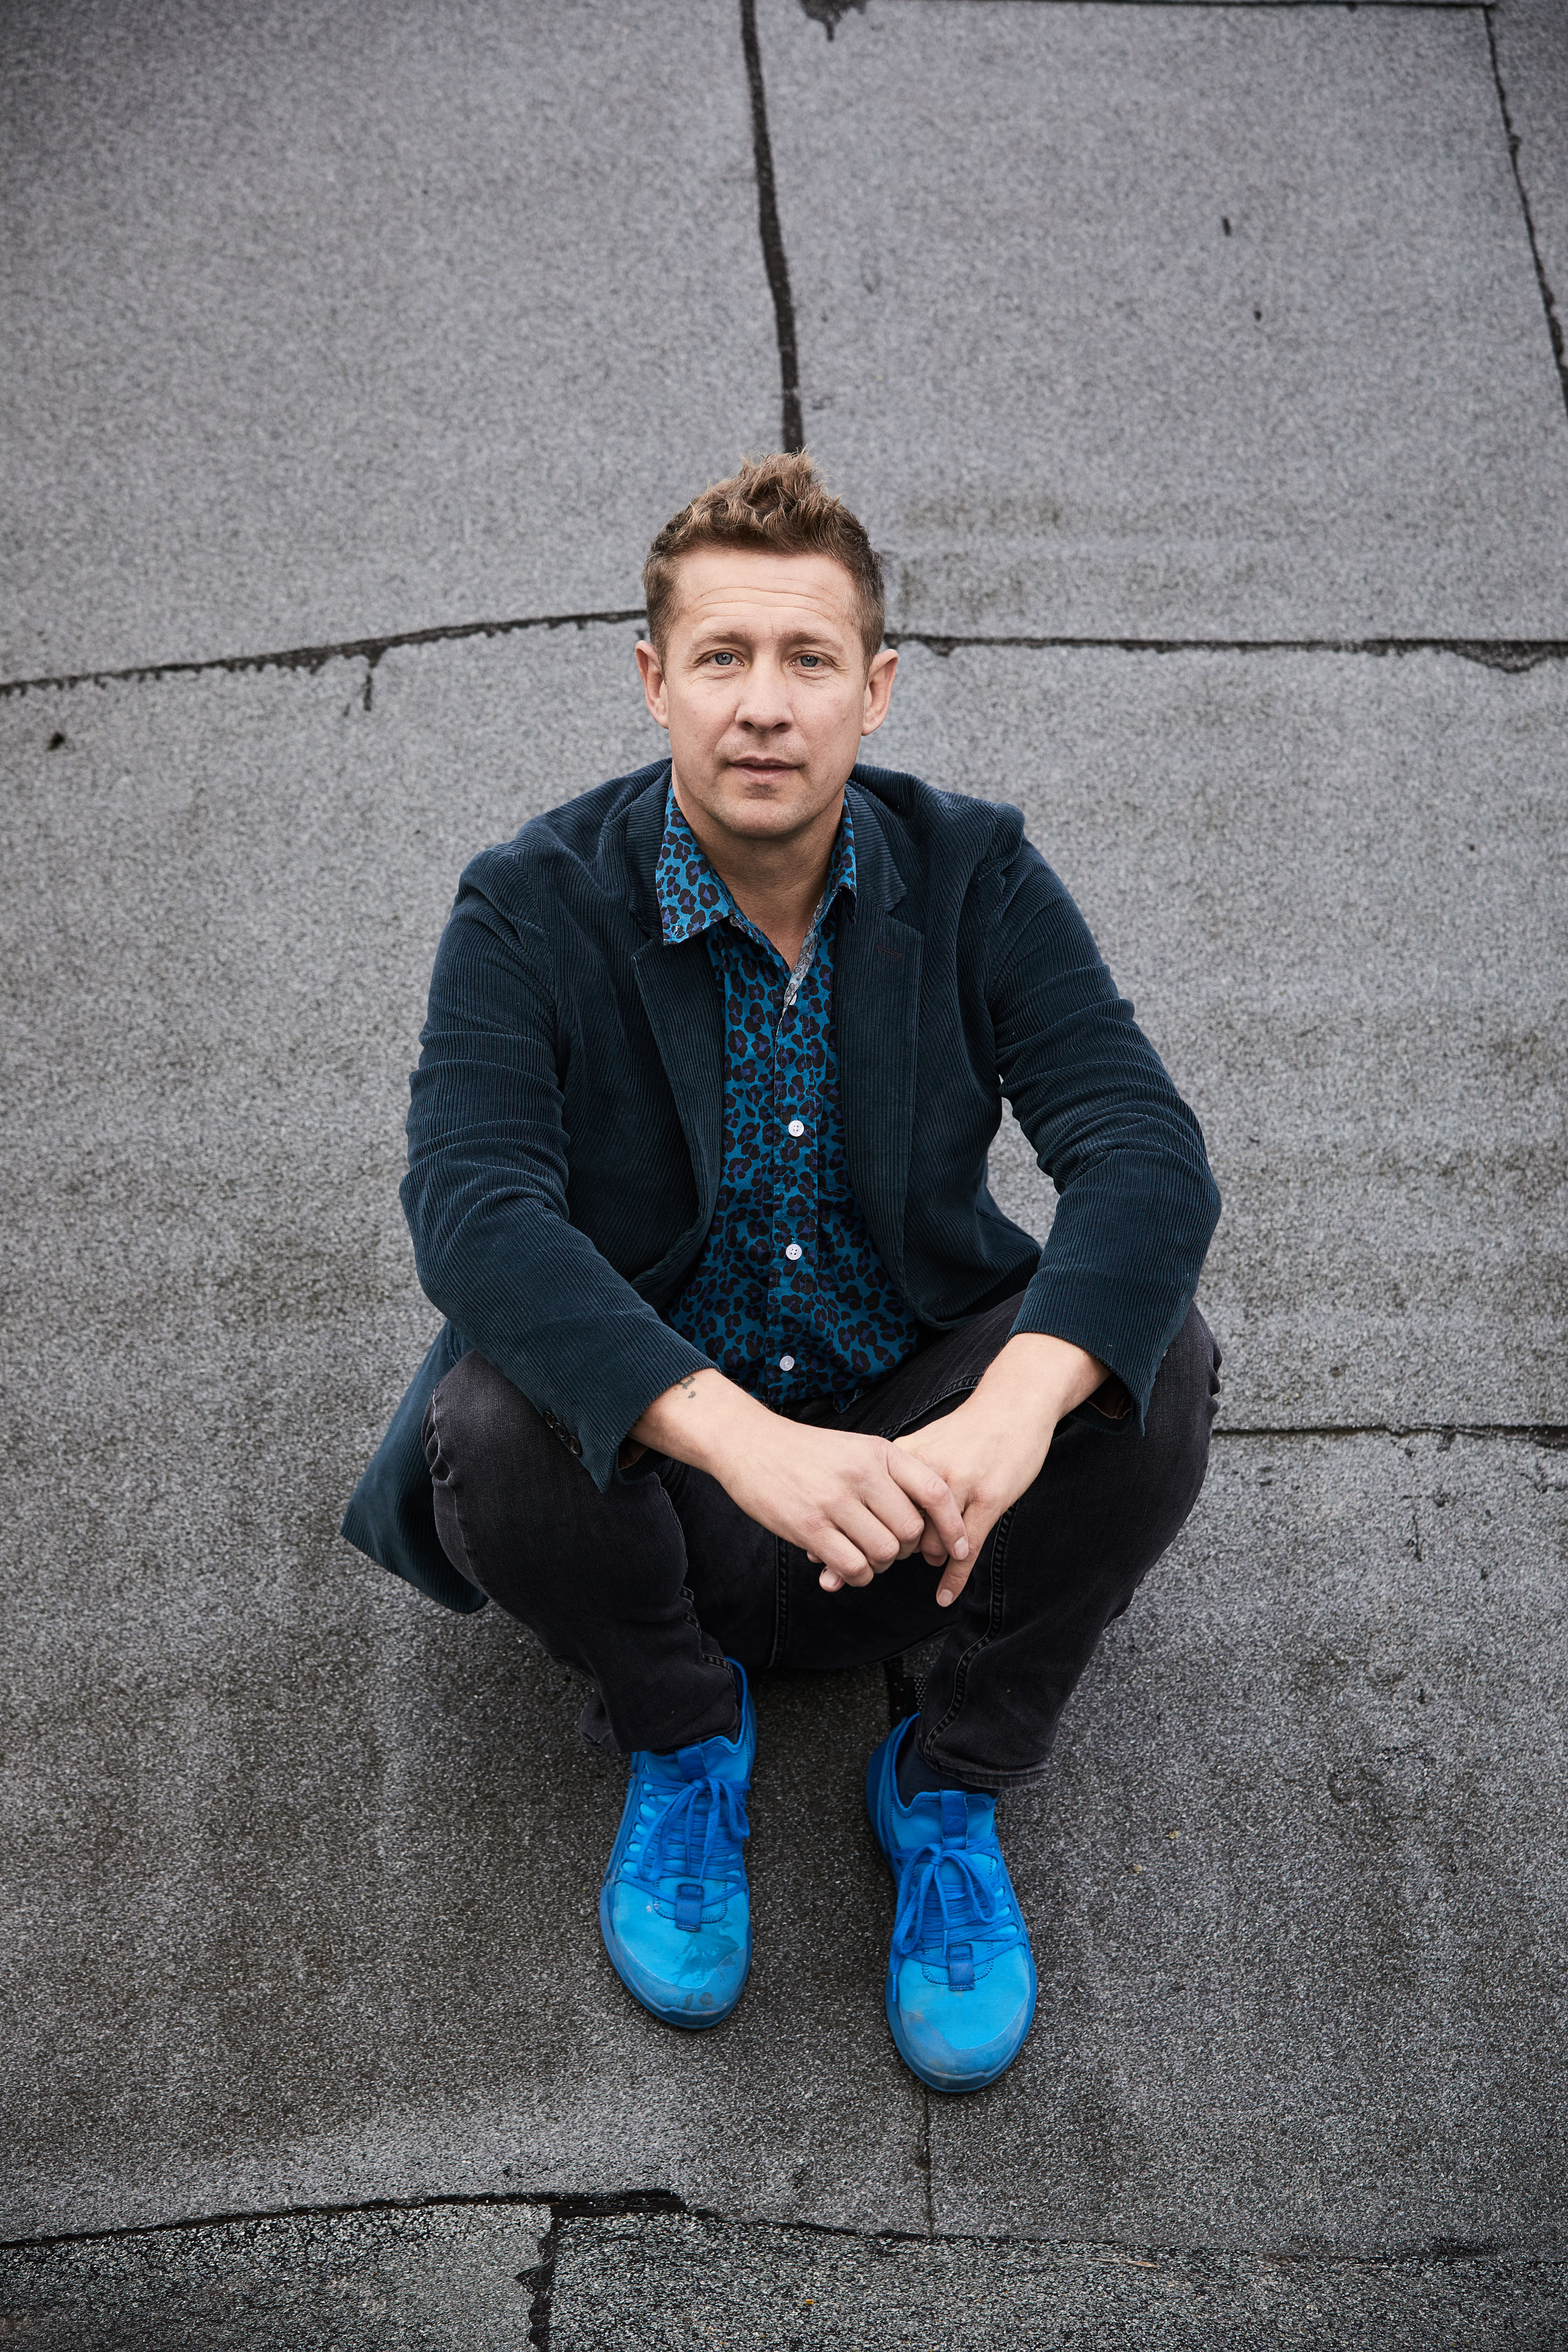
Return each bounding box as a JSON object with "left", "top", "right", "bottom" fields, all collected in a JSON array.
[
  {"left": 634, "top": 1774, "right": 749, "bottom": 1891},
  {"left": 892, "top": 1841, "right": 1013, "bottom": 1972}
]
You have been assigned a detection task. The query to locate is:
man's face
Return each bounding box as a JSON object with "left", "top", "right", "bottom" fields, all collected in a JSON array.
[{"left": 635, "top": 546, "right": 897, "bottom": 850}]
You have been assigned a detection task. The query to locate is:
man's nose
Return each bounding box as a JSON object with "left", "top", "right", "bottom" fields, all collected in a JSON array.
[{"left": 734, "top": 658, "right": 793, "bottom": 727}]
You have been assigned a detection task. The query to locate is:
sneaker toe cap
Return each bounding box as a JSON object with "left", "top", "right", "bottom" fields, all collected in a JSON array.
[
  {"left": 602, "top": 1882, "right": 750, "bottom": 2027},
  {"left": 889, "top": 1945, "right": 1037, "bottom": 2093}
]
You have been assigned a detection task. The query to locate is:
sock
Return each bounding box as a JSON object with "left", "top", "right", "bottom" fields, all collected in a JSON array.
[{"left": 895, "top": 1718, "right": 987, "bottom": 1804}]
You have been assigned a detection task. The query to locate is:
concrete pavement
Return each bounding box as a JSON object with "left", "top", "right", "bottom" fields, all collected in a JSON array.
[{"left": 2, "top": 1, "right": 1564, "bottom": 2343}]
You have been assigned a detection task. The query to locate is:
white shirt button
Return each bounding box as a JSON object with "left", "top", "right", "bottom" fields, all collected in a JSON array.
[
  {"left": 784, "top": 1242, "right": 803, "bottom": 1261},
  {"left": 787, "top": 1119, "right": 805, "bottom": 1138},
  {"left": 779, "top": 1354, "right": 795, "bottom": 1372}
]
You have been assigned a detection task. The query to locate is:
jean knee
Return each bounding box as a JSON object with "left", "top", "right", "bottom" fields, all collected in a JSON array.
[
  {"left": 424, "top": 1348, "right": 536, "bottom": 1485},
  {"left": 1146, "top": 1303, "right": 1220, "bottom": 1470}
]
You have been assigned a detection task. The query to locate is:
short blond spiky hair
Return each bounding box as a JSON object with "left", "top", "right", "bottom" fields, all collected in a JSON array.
[{"left": 642, "top": 451, "right": 885, "bottom": 662}]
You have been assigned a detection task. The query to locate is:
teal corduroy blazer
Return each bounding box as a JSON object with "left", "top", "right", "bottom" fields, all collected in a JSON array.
[{"left": 341, "top": 760, "right": 1220, "bottom": 1612}]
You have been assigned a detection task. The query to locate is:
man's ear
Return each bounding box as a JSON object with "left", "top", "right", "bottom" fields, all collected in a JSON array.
[
  {"left": 860, "top": 644, "right": 899, "bottom": 738},
  {"left": 635, "top": 637, "right": 670, "bottom": 731}
]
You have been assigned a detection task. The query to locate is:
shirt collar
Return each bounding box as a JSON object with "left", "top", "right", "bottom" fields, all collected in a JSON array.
[{"left": 653, "top": 783, "right": 857, "bottom": 950}]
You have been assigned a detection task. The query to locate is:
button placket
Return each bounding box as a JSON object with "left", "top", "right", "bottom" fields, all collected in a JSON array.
[{"left": 772, "top": 958, "right": 815, "bottom": 1396}]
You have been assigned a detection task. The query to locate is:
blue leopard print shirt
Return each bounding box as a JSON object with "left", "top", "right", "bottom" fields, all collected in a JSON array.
[{"left": 656, "top": 785, "right": 919, "bottom": 1411}]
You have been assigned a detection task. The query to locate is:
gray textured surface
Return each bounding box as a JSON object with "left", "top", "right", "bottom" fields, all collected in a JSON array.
[
  {"left": 872, "top": 641, "right": 1568, "bottom": 1431},
  {"left": 549, "top": 2216, "right": 1568, "bottom": 2352},
  {"left": 5, "top": 2213, "right": 1563, "bottom": 2352},
  {"left": 6, "top": 2212, "right": 1563, "bottom": 2352},
  {"left": 0, "top": 0, "right": 776, "bottom": 684},
  {"left": 0, "top": 644, "right": 919, "bottom": 2240},
  {"left": 0, "top": 2206, "right": 549, "bottom": 2352},
  {"left": 762, "top": 0, "right": 1568, "bottom": 639},
  {"left": 930, "top": 1430, "right": 1568, "bottom": 2249},
  {"left": 4, "top": 629, "right": 1566, "bottom": 2249},
  {"left": 5, "top": 0, "right": 1568, "bottom": 2332},
  {"left": 1494, "top": 0, "right": 1568, "bottom": 396}
]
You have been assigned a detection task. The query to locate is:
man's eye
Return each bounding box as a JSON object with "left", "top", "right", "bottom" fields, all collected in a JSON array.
[
  {"left": 710, "top": 651, "right": 737, "bottom": 667},
  {"left": 798, "top": 654, "right": 822, "bottom": 669}
]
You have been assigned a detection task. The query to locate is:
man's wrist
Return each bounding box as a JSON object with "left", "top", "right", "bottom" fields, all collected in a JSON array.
[
  {"left": 971, "top": 1331, "right": 1107, "bottom": 1435},
  {"left": 630, "top": 1365, "right": 771, "bottom": 1476}
]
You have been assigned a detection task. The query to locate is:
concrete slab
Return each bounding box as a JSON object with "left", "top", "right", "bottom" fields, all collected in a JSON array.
[
  {"left": 761, "top": 0, "right": 1568, "bottom": 638},
  {"left": 3, "top": 630, "right": 1562, "bottom": 2253},
  {"left": 926, "top": 1429, "right": 1568, "bottom": 2250},
  {"left": 870, "top": 641, "right": 1568, "bottom": 1430},
  {"left": 1493, "top": 0, "right": 1568, "bottom": 405},
  {"left": 5, "top": 2210, "right": 1562, "bottom": 2351},
  {"left": 0, "top": 2205, "right": 550, "bottom": 2352},
  {"left": 548, "top": 2214, "right": 1568, "bottom": 2351},
  {"left": 0, "top": 0, "right": 777, "bottom": 684},
  {"left": 0, "top": 640, "right": 924, "bottom": 2239}
]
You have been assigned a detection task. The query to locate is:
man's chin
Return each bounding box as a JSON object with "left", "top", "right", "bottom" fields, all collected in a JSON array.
[
  {"left": 708, "top": 774, "right": 827, "bottom": 829},
  {"left": 672, "top": 763, "right": 850, "bottom": 842}
]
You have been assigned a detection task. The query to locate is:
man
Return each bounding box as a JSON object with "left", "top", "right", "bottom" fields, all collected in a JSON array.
[{"left": 343, "top": 453, "right": 1221, "bottom": 2095}]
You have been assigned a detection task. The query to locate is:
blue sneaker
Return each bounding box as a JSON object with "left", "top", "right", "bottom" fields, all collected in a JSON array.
[
  {"left": 598, "top": 1663, "right": 755, "bottom": 2030},
  {"left": 865, "top": 1718, "right": 1037, "bottom": 2094}
]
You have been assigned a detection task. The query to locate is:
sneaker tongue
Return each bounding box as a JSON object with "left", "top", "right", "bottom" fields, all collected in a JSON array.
[{"left": 904, "top": 1787, "right": 968, "bottom": 1839}]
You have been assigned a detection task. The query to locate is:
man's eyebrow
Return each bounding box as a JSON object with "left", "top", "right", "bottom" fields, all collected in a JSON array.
[{"left": 687, "top": 616, "right": 848, "bottom": 649}]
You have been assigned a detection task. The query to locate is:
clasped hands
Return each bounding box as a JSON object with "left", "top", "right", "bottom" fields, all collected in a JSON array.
[{"left": 631, "top": 1331, "right": 1106, "bottom": 1609}]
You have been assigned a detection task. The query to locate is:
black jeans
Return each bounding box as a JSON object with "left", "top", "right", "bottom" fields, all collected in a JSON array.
[{"left": 422, "top": 1298, "right": 1220, "bottom": 1792}]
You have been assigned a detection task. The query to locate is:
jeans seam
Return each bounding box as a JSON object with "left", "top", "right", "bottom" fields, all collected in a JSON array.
[
  {"left": 925, "top": 1497, "right": 1015, "bottom": 1751},
  {"left": 425, "top": 1390, "right": 483, "bottom": 1590},
  {"left": 771, "top": 1531, "right": 790, "bottom": 1670}
]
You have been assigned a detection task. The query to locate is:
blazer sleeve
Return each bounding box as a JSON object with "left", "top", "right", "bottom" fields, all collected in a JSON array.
[
  {"left": 401, "top": 867, "right": 712, "bottom": 1490},
  {"left": 986, "top": 841, "right": 1220, "bottom": 1428}
]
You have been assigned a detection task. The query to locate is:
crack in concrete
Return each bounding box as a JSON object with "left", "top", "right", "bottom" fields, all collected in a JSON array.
[
  {"left": 7, "top": 624, "right": 1564, "bottom": 704},
  {"left": 519, "top": 2192, "right": 686, "bottom": 2352},
  {"left": 887, "top": 631, "right": 1568, "bottom": 670},
  {"left": 1486, "top": 5, "right": 1568, "bottom": 424},
  {"left": 741, "top": 0, "right": 804, "bottom": 453},
  {"left": 800, "top": 0, "right": 866, "bottom": 37},
  {"left": 1214, "top": 1421, "right": 1568, "bottom": 1446},
  {"left": 7, "top": 2138, "right": 1565, "bottom": 2331},
  {"left": 0, "top": 607, "right": 650, "bottom": 704},
  {"left": 7, "top": 2190, "right": 1559, "bottom": 2270}
]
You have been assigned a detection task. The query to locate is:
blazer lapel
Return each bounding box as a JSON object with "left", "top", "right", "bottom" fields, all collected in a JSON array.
[
  {"left": 617, "top": 765, "right": 724, "bottom": 1293},
  {"left": 631, "top": 930, "right": 724, "bottom": 1286},
  {"left": 836, "top": 785, "right": 922, "bottom": 1293}
]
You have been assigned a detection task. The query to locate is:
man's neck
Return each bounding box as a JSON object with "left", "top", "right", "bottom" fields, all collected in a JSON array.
[{"left": 673, "top": 778, "right": 845, "bottom": 969}]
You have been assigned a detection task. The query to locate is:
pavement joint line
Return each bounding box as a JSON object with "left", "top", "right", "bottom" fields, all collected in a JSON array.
[
  {"left": 1485, "top": 3, "right": 1568, "bottom": 426},
  {"left": 806, "top": 5, "right": 1499, "bottom": 19},
  {"left": 7, "top": 2192, "right": 1559, "bottom": 2271},
  {"left": 917, "top": 5, "right": 1496, "bottom": 11},
  {"left": 741, "top": 0, "right": 804, "bottom": 454},
  {"left": 0, "top": 609, "right": 652, "bottom": 704},
  {"left": 7, "top": 626, "right": 1568, "bottom": 704},
  {"left": 885, "top": 632, "right": 1568, "bottom": 669},
  {"left": 1212, "top": 1422, "right": 1568, "bottom": 1443},
  {"left": 918, "top": 2090, "right": 936, "bottom": 2237}
]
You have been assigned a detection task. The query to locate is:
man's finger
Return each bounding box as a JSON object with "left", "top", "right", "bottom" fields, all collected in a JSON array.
[
  {"left": 836, "top": 1497, "right": 906, "bottom": 1576},
  {"left": 935, "top": 1502, "right": 1000, "bottom": 1605},
  {"left": 935, "top": 1554, "right": 976, "bottom": 1608},
  {"left": 858, "top": 1477, "right": 926, "bottom": 1557},
  {"left": 811, "top": 1525, "right": 875, "bottom": 1589},
  {"left": 885, "top": 1450, "right": 969, "bottom": 1560}
]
